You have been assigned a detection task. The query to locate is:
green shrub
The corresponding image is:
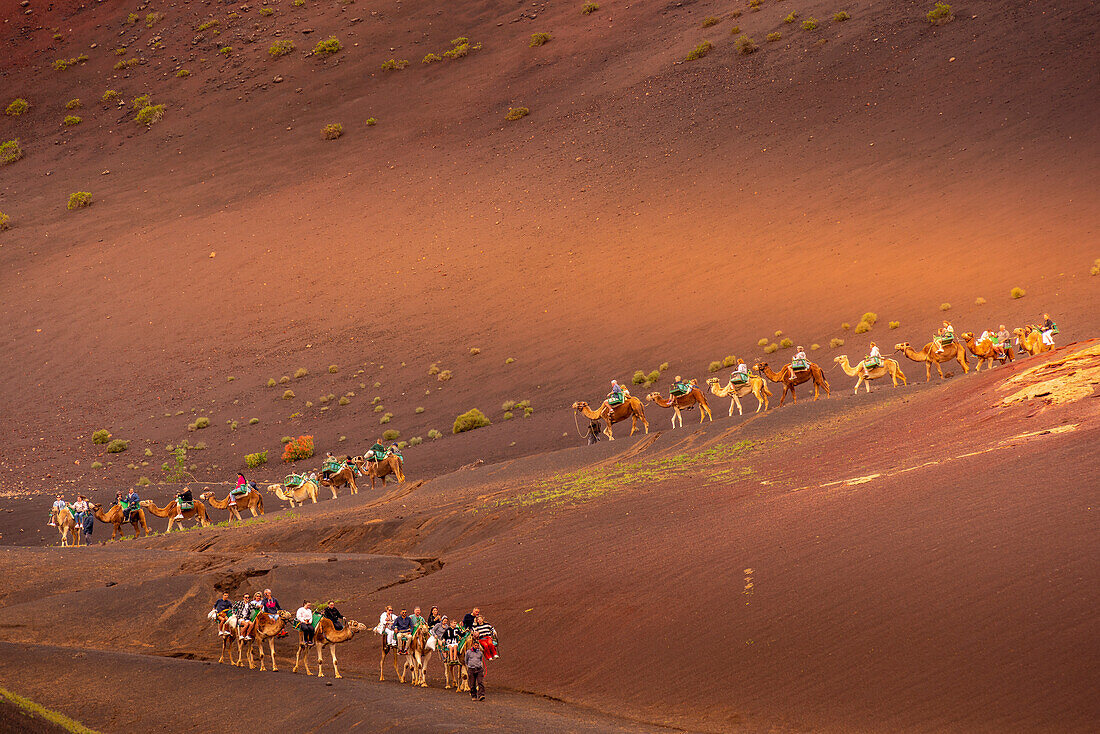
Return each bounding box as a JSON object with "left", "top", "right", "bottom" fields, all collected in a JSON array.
[
  {"left": 940, "top": 302, "right": 951, "bottom": 311},
  {"left": 295, "top": 367, "right": 309, "bottom": 378},
  {"left": 92, "top": 429, "right": 112, "bottom": 444},
  {"left": 530, "top": 32, "right": 552, "bottom": 47},
  {"left": 1090, "top": 258, "right": 1100, "bottom": 276},
  {"left": 888, "top": 321, "right": 900, "bottom": 329},
  {"left": 861, "top": 312, "right": 878, "bottom": 326},
  {"left": 841, "top": 322, "right": 851, "bottom": 330},
  {"left": 137, "top": 476, "right": 151, "bottom": 486},
  {"left": 0, "top": 212, "right": 8, "bottom": 231},
  {"left": 428, "top": 429, "right": 443, "bottom": 439},
  {"left": 780, "top": 338, "right": 794, "bottom": 348},
  {"left": 767, "top": 32, "right": 782, "bottom": 42},
  {"left": 126, "top": 13, "right": 140, "bottom": 24},
  {"left": 91, "top": 461, "right": 103, "bottom": 469},
  {"left": 101, "top": 90, "right": 119, "bottom": 103},
  {"left": 757, "top": 338, "right": 769, "bottom": 347},
  {"left": 197, "top": 20, "right": 219, "bottom": 31},
  {"left": 267, "top": 378, "right": 276, "bottom": 387},
  {"left": 67, "top": 192, "right": 93, "bottom": 210},
  {"left": 281, "top": 436, "right": 293, "bottom": 444},
  {"left": 801, "top": 18, "right": 819, "bottom": 31},
  {"left": 380, "top": 413, "right": 392, "bottom": 424},
  {"left": 195, "top": 416, "right": 210, "bottom": 429},
  {"left": 505, "top": 106, "right": 530, "bottom": 121},
  {"left": 269, "top": 39, "right": 295, "bottom": 58},
  {"left": 647, "top": 370, "right": 661, "bottom": 383},
  {"left": 259, "top": 7, "right": 274, "bottom": 16},
  {"left": 283, "top": 389, "right": 295, "bottom": 399},
  {"left": 328, "top": 364, "right": 339, "bottom": 373},
  {"left": 630, "top": 370, "right": 646, "bottom": 385},
  {"left": 453, "top": 408, "right": 491, "bottom": 434},
  {"left": 145, "top": 12, "right": 163, "bottom": 27},
  {"left": 927, "top": 2, "right": 953, "bottom": 24},
  {"left": 409, "top": 436, "right": 423, "bottom": 446},
  {"left": 764, "top": 343, "right": 779, "bottom": 353},
  {"left": 338, "top": 396, "right": 350, "bottom": 405},
  {"left": 708, "top": 361, "right": 722, "bottom": 373},
  {"left": 505, "top": 357, "right": 515, "bottom": 364},
  {"left": 502, "top": 400, "right": 516, "bottom": 411},
  {"left": 114, "top": 58, "right": 139, "bottom": 70},
  {"left": 60, "top": 114, "right": 81, "bottom": 127},
  {"left": 784, "top": 12, "right": 798, "bottom": 23},
  {"left": 702, "top": 17, "right": 721, "bottom": 28},
  {"left": 1, "top": 139, "right": 23, "bottom": 165},
  {"left": 381, "top": 58, "right": 409, "bottom": 71},
  {"left": 855, "top": 321, "right": 871, "bottom": 334},
  {"left": 106, "top": 439, "right": 129, "bottom": 453},
  {"left": 729, "top": 25, "right": 741, "bottom": 34},
  {"left": 423, "top": 53, "right": 442, "bottom": 64},
  {"left": 131, "top": 95, "right": 151, "bottom": 111},
  {"left": 321, "top": 123, "right": 343, "bottom": 140},
  {"left": 735, "top": 35, "right": 757, "bottom": 54},
  {"left": 52, "top": 59, "right": 70, "bottom": 71},
  {"left": 444, "top": 41, "right": 479, "bottom": 60},
  {"left": 280, "top": 375, "right": 290, "bottom": 383},
  {"left": 686, "top": 41, "right": 714, "bottom": 61},
  {"left": 582, "top": 2, "right": 600, "bottom": 14},
  {"left": 428, "top": 363, "right": 441, "bottom": 375},
  {"left": 176, "top": 69, "right": 191, "bottom": 78},
  {"left": 437, "top": 370, "right": 452, "bottom": 382},
  {"left": 294, "top": 0, "right": 305, "bottom": 6},
  {"left": 834, "top": 11, "right": 851, "bottom": 22},
  {"left": 830, "top": 338, "right": 845, "bottom": 348},
  {"left": 65, "top": 99, "right": 81, "bottom": 110},
  {"left": 219, "top": 47, "right": 233, "bottom": 56},
  {"left": 245, "top": 450, "right": 268, "bottom": 468},
  {"left": 382, "top": 429, "right": 400, "bottom": 441},
  {"left": 503, "top": 411, "right": 514, "bottom": 420},
  {"left": 249, "top": 418, "right": 259, "bottom": 425},
  {"left": 811, "top": 343, "right": 820, "bottom": 350},
  {"left": 469, "top": 347, "right": 481, "bottom": 356},
  {"left": 1011, "top": 287, "right": 1026, "bottom": 299},
  {"left": 659, "top": 362, "right": 670, "bottom": 372}
]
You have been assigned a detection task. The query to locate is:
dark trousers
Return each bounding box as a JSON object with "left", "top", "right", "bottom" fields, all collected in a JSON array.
[
  {"left": 468, "top": 667, "right": 485, "bottom": 698},
  {"left": 301, "top": 624, "right": 314, "bottom": 644}
]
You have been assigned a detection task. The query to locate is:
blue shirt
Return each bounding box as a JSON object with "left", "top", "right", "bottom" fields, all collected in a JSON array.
[{"left": 393, "top": 615, "right": 413, "bottom": 633}]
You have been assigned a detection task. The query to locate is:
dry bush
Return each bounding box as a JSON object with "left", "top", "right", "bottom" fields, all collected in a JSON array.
[
  {"left": 735, "top": 35, "right": 757, "bottom": 55},
  {"left": 834, "top": 11, "right": 851, "bottom": 22},
  {"left": 785, "top": 12, "right": 798, "bottom": 23},
  {"left": 927, "top": 2, "right": 953, "bottom": 24},
  {"left": 1090, "top": 258, "right": 1100, "bottom": 276},
  {"left": 366, "top": 117, "right": 377, "bottom": 126},
  {"left": 135, "top": 104, "right": 165, "bottom": 126},
  {"left": 1, "top": 139, "right": 23, "bottom": 165},
  {"left": 65, "top": 99, "right": 81, "bottom": 110},
  {"left": 1010, "top": 287, "right": 1026, "bottom": 299},
  {"left": 259, "top": 7, "right": 274, "bottom": 16},
  {"left": 861, "top": 312, "right": 878, "bottom": 326},
  {"left": 757, "top": 338, "right": 769, "bottom": 347},
  {"left": 423, "top": 52, "right": 442, "bottom": 64},
  {"left": 269, "top": 39, "right": 295, "bottom": 58},
  {"left": 328, "top": 364, "right": 339, "bottom": 373},
  {"left": 469, "top": 347, "right": 481, "bottom": 355},
  {"left": 801, "top": 18, "right": 819, "bottom": 31},
  {"left": 219, "top": 47, "right": 233, "bottom": 56},
  {"left": 176, "top": 69, "right": 191, "bottom": 78},
  {"left": 830, "top": 338, "right": 845, "bottom": 348},
  {"left": 0, "top": 212, "right": 9, "bottom": 231},
  {"left": 283, "top": 389, "right": 295, "bottom": 399},
  {"left": 780, "top": 338, "right": 794, "bottom": 348},
  {"left": 437, "top": 370, "right": 453, "bottom": 382},
  {"left": 101, "top": 90, "right": 119, "bottom": 103},
  {"left": 686, "top": 41, "right": 714, "bottom": 61},
  {"left": 702, "top": 17, "right": 721, "bottom": 28},
  {"left": 381, "top": 58, "right": 409, "bottom": 71},
  {"left": 708, "top": 361, "right": 722, "bottom": 373},
  {"left": 582, "top": 2, "right": 600, "bottom": 15},
  {"left": 888, "top": 321, "right": 900, "bottom": 329},
  {"left": 855, "top": 321, "right": 871, "bottom": 334},
  {"left": 197, "top": 20, "right": 219, "bottom": 31},
  {"left": 295, "top": 367, "right": 309, "bottom": 378},
  {"left": 767, "top": 32, "right": 782, "bottom": 42},
  {"left": 940, "top": 303, "right": 952, "bottom": 311},
  {"left": 764, "top": 343, "right": 779, "bottom": 354},
  {"left": 114, "top": 58, "right": 139, "bottom": 70},
  {"left": 453, "top": 408, "right": 490, "bottom": 434},
  {"left": 67, "top": 192, "right": 93, "bottom": 210},
  {"left": 505, "top": 106, "right": 530, "bottom": 121},
  {"left": 530, "top": 32, "right": 552, "bottom": 47}
]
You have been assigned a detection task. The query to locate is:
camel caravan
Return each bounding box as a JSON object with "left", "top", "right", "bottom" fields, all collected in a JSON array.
[
  {"left": 572, "top": 316, "right": 1060, "bottom": 431},
  {"left": 268, "top": 444, "right": 406, "bottom": 507},
  {"left": 207, "top": 591, "right": 499, "bottom": 698}
]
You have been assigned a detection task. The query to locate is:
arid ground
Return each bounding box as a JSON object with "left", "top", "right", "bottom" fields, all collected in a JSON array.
[{"left": 0, "top": 0, "right": 1097, "bottom": 731}]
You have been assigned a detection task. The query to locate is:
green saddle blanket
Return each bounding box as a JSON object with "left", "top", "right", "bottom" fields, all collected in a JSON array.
[
  {"left": 791, "top": 359, "right": 809, "bottom": 372},
  {"left": 731, "top": 372, "right": 749, "bottom": 384},
  {"left": 387, "top": 450, "right": 403, "bottom": 461},
  {"left": 864, "top": 356, "right": 883, "bottom": 369},
  {"left": 285, "top": 474, "right": 306, "bottom": 488},
  {"left": 669, "top": 383, "right": 691, "bottom": 397},
  {"left": 230, "top": 486, "right": 250, "bottom": 497},
  {"left": 938, "top": 335, "right": 955, "bottom": 345},
  {"left": 607, "top": 393, "right": 625, "bottom": 407},
  {"left": 322, "top": 459, "right": 344, "bottom": 473},
  {"left": 178, "top": 501, "right": 194, "bottom": 511}
]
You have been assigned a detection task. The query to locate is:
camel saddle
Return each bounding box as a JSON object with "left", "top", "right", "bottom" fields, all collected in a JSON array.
[
  {"left": 669, "top": 383, "right": 692, "bottom": 397},
  {"left": 322, "top": 459, "right": 344, "bottom": 474},
  {"left": 791, "top": 359, "right": 810, "bottom": 372},
  {"left": 178, "top": 500, "right": 194, "bottom": 511},
  {"left": 606, "top": 392, "right": 625, "bottom": 407},
  {"left": 731, "top": 372, "right": 749, "bottom": 385},
  {"left": 938, "top": 334, "right": 955, "bottom": 345},
  {"left": 285, "top": 474, "right": 306, "bottom": 488},
  {"left": 864, "top": 356, "right": 883, "bottom": 369}
]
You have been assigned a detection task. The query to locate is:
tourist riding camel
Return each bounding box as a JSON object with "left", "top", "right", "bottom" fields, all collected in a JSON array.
[
  {"left": 293, "top": 615, "right": 368, "bottom": 678},
  {"left": 320, "top": 458, "right": 359, "bottom": 496},
  {"left": 201, "top": 485, "right": 264, "bottom": 522},
  {"left": 961, "top": 331, "right": 1013, "bottom": 371},
  {"left": 352, "top": 452, "right": 405, "bottom": 491},
  {"left": 755, "top": 360, "right": 830, "bottom": 405},
  {"left": 140, "top": 496, "right": 210, "bottom": 532},
  {"left": 645, "top": 378, "right": 713, "bottom": 428},
  {"left": 572, "top": 384, "right": 650, "bottom": 440},
  {"left": 1014, "top": 325, "right": 1052, "bottom": 356},
  {"left": 91, "top": 499, "right": 149, "bottom": 540},
  {"left": 268, "top": 474, "right": 320, "bottom": 506},
  {"left": 833, "top": 354, "right": 908, "bottom": 393},
  {"left": 705, "top": 372, "right": 771, "bottom": 416},
  {"left": 49, "top": 503, "right": 80, "bottom": 547},
  {"left": 895, "top": 339, "right": 969, "bottom": 381}
]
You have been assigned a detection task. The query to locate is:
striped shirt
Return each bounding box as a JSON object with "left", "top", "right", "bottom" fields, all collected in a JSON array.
[{"left": 473, "top": 623, "right": 495, "bottom": 640}]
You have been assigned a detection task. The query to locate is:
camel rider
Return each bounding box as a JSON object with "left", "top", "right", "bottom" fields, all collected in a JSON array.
[
  {"left": 72, "top": 495, "right": 90, "bottom": 534},
  {"left": 608, "top": 380, "right": 625, "bottom": 406},
  {"left": 368, "top": 440, "right": 386, "bottom": 465},
  {"left": 410, "top": 606, "right": 424, "bottom": 631},
  {"left": 234, "top": 594, "right": 254, "bottom": 640},
  {"left": 473, "top": 614, "right": 499, "bottom": 660},
  {"left": 861, "top": 343, "right": 881, "bottom": 378},
  {"left": 48, "top": 494, "right": 66, "bottom": 526},
  {"left": 462, "top": 607, "right": 478, "bottom": 630},
  {"left": 733, "top": 359, "right": 749, "bottom": 384},
  {"left": 297, "top": 602, "right": 315, "bottom": 646},
  {"left": 261, "top": 588, "right": 283, "bottom": 633},
  {"left": 174, "top": 487, "right": 194, "bottom": 520},
  {"left": 124, "top": 488, "right": 141, "bottom": 522},
  {"left": 378, "top": 605, "right": 397, "bottom": 647},
  {"left": 935, "top": 321, "right": 954, "bottom": 353},
  {"left": 792, "top": 348, "right": 809, "bottom": 373},
  {"left": 445, "top": 618, "right": 461, "bottom": 662},
  {"left": 323, "top": 601, "right": 345, "bottom": 632},
  {"left": 229, "top": 473, "right": 246, "bottom": 507},
  {"left": 670, "top": 375, "right": 691, "bottom": 397},
  {"left": 213, "top": 592, "right": 233, "bottom": 636},
  {"left": 251, "top": 591, "right": 265, "bottom": 620},
  {"left": 431, "top": 616, "right": 447, "bottom": 654},
  {"left": 321, "top": 452, "right": 336, "bottom": 480},
  {"left": 1041, "top": 313, "right": 1056, "bottom": 346},
  {"left": 393, "top": 609, "right": 414, "bottom": 654},
  {"left": 996, "top": 325, "right": 1011, "bottom": 357}
]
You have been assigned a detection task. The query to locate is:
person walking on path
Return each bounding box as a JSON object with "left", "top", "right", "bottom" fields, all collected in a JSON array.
[{"left": 465, "top": 641, "right": 486, "bottom": 701}]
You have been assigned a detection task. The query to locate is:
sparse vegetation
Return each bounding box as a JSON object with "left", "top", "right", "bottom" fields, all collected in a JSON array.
[
  {"left": 0, "top": 212, "right": 8, "bottom": 231},
  {"left": 295, "top": 367, "right": 309, "bottom": 378},
  {"left": 811, "top": 344, "right": 820, "bottom": 351},
  {"left": 757, "top": 338, "right": 769, "bottom": 347},
  {"left": 708, "top": 361, "right": 722, "bottom": 373},
  {"left": 249, "top": 418, "right": 259, "bottom": 425},
  {"left": 861, "top": 312, "right": 878, "bottom": 326},
  {"left": 780, "top": 338, "right": 794, "bottom": 348},
  {"left": 453, "top": 408, "right": 491, "bottom": 434},
  {"left": 282, "top": 435, "right": 314, "bottom": 462},
  {"left": 764, "top": 343, "right": 779, "bottom": 354},
  {"left": 131, "top": 95, "right": 150, "bottom": 110},
  {"left": 114, "top": 58, "right": 139, "bottom": 70},
  {"left": 428, "top": 429, "right": 443, "bottom": 440},
  {"left": 366, "top": 117, "right": 377, "bottom": 126},
  {"left": 382, "top": 429, "right": 400, "bottom": 441},
  {"left": 218, "top": 47, "right": 233, "bottom": 56},
  {"left": 91, "top": 462, "right": 103, "bottom": 469},
  {"left": 749, "top": 0, "right": 762, "bottom": 10},
  {"left": 381, "top": 58, "right": 409, "bottom": 71},
  {"left": 801, "top": 18, "right": 819, "bottom": 31},
  {"left": 927, "top": 2, "right": 953, "bottom": 24},
  {"left": 106, "top": 439, "right": 129, "bottom": 453},
  {"left": 197, "top": 19, "right": 219, "bottom": 31},
  {"left": 841, "top": 322, "right": 851, "bottom": 330},
  {"left": 940, "top": 302, "right": 952, "bottom": 311},
  {"left": 1090, "top": 258, "right": 1100, "bottom": 276},
  {"left": 830, "top": 338, "right": 845, "bottom": 348},
  {"left": 126, "top": 12, "right": 140, "bottom": 25},
  {"left": 582, "top": 2, "right": 600, "bottom": 15},
  {"left": 735, "top": 35, "right": 757, "bottom": 55},
  {"left": 702, "top": 17, "right": 721, "bottom": 28},
  {"left": 834, "top": 10, "right": 851, "bottom": 22},
  {"left": 428, "top": 362, "right": 441, "bottom": 376},
  {"left": 195, "top": 417, "right": 210, "bottom": 429},
  {"left": 975, "top": 297, "right": 986, "bottom": 306},
  {"left": 101, "top": 90, "right": 119, "bottom": 103},
  {"left": 530, "top": 32, "right": 552, "bottom": 47},
  {"left": 269, "top": 39, "right": 295, "bottom": 58},
  {"left": 409, "top": 436, "right": 423, "bottom": 446},
  {"left": 338, "top": 396, "right": 350, "bottom": 406},
  {"left": 775, "top": 330, "right": 784, "bottom": 337},
  {"left": 506, "top": 357, "right": 516, "bottom": 364},
  {"left": 785, "top": 12, "right": 798, "bottom": 23},
  {"left": 245, "top": 450, "right": 268, "bottom": 468},
  {"left": 259, "top": 7, "right": 274, "bottom": 16},
  {"left": 283, "top": 389, "right": 295, "bottom": 399},
  {"left": 889, "top": 321, "right": 900, "bottom": 329},
  {"left": 92, "top": 429, "right": 111, "bottom": 444},
  {"left": 1011, "top": 287, "right": 1026, "bottom": 299},
  {"left": 294, "top": 0, "right": 305, "bottom": 5},
  {"left": 6, "top": 98, "right": 29, "bottom": 116},
  {"left": 686, "top": 41, "right": 714, "bottom": 61},
  {"left": 1, "top": 140, "right": 23, "bottom": 165},
  {"left": 176, "top": 69, "right": 191, "bottom": 78},
  {"left": 505, "top": 106, "right": 530, "bottom": 121},
  {"left": 469, "top": 347, "right": 481, "bottom": 355},
  {"left": 855, "top": 321, "right": 871, "bottom": 334},
  {"left": 437, "top": 370, "right": 453, "bottom": 382},
  {"left": 503, "top": 411, "right": 514, "bottom": 420},
  {"left": 134, "top": 104, "right": 165, "bottom": 126},
  {"left": 379, "top": 413, "right": 393, "bottom": 424},
  {"left": 65, "top": 99, "right": 81, "bottom": 110},
  {"left": 423, "top": 52, "right": 442, "bottom": 64},
  {"left": 767, "top": 32, "right": 782, "bottom": 42},
  {"left": 145, "top": 12, "right": 164, "bottom": 28},
  {"left": 729, "top": 26, "right": 741, "bottom": 35},
  {"left": 137, "top": 476, "right": 151, "bottom": 486},
  {"left": 67, "top": 192, "right": 93, "bottom": 210}
]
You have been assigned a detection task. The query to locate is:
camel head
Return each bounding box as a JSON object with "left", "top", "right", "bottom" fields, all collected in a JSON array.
[
  {"left": 1013, "top": 327, "right": 1026, "bottom": 338},
  {"left": 277, "top": 609, "right": 294, "bottom": 621},
  {"left": 571, "top": 401, "right": 588, "bottom": 411},
  {"left": 894, "top": 342, "right": 910, "bottom": 352},
  {"left": 347, "top": 620, "right": 368, "bottom": 633},
  {"left": 199, "top": 491, "right": 213, "bottom": 501},
  {"left": 753, "top": 362, "right": 768, "bottom": 372},
  {"left": 833, "top": 356, "right": 846, "bottom": 366},
  {"left": 962, "top": 332, "right": 974, "bottom": 341},
  {"left": 705, "top": 377, "right": 719, "bottom": 386},
  {"left": 644, "top": 392, "right": 662, "bottom": 402}
]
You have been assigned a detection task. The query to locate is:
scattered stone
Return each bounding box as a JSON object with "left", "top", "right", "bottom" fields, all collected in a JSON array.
[{"left": 273, "top": 74, "right": 283, "bottom": 82}]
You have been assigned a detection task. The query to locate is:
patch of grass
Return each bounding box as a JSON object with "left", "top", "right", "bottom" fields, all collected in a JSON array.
[
  {"left": 131, "top": 95, "right": 151, "bottom": 110},
  {"left": 834, "top": 10, "right": 851, "bottom": 22},
  {"left": 269, "top": 39, "right": 295, "bottom": 58},
  {"left": 1010, "top": 287, "right": 1026, "bottom": 299},
  {"left": 245, "top": 450, "right": 268, "bottom": 468},
  {"left": 708, "top": 361, "right": 722, "bottom": 373},
  {"left": 381, "top": 58, "right": 410, "bottom": 71},
  {"left": 940, "top": 302, "right": 952, "bottom": 311},
  {"left": 195, "top": 416, "right": 210, "bottom": 429},
  {"left": 889, "top": 321, "right": 900, "bottom": 329},
  {"left": 67, "top": 192, "right": 93, "bottom": 210},
  {"left": 219, "top": 47, "right": 233, "bottom": 56},
  {"left": 780, "top": 338, "right": 794, "bottom": 348},
  {"left": 854, "top": 321, "right": 871, "bottom": 334},
  {"left": 65, "top": 99, "right": 81, "bottom": 110},
  {"left": 283, "top": 389, "right": 296, "bottom": 399},
  {"left": 764, "top": 343, "right": 779, "bottom": 353},
  {"left": 686, "top": 40, "right": 714, "bottom": 61},
  {"left": 830, "top": 338, "right": 845, "bottom": 348},
  {"left": 101, "top": 90, "right": 119, "bottom": 103},
  {"left": 469, "top": 347, "right": 481, "bottom": 355},
  {"left": 382, "top": 429, "right": 400, "bottom": 441},
  {"left": 338, "top": 396, "right": 350, "bottom": 405},
  {"left": 295, "top": 367, "right": 309, "bottom": 378},
  {"left": 757, "top": 338, "right": 769, "bottom": 347},
  {"left": 702, "top": 16, "right": 721, "bottom": 28},
  {"left": 114, "top": 58, "right": 139, "bottom": 70},
  {"left": 505, "top": 106, "right": 530, "bottom": 121},
  {"left": 423, "top": 52, "right": 442, "bottom": 64},
  {"left": 437, "top": 370, "right": 453, "bottom": 382},
  {"left": 197, "top": 19, "right": 219, "bottom": 31},
  {"left": 92, "top": 429, "right": 111, "bottom": 444},
  {"left": 453, "top": 408, "right": 490, "bottom": 434},
  {"left": 801, "top": 18, "right": 819, "bottom": 31},
  {"left": 91, "top": 461, "right": 103, "bottom": 469},
  {"left": 735, "top": 35, "right": 757, "bottom": 55},
  {"left": 259, "top": 7, "right": 274, "bottom": 16},
  {"left": 106, "top": 439, "right": 129, "bottom": 453},
  {"left": 785, "top": 12, "right": 798, "bottom": 23},
  {"left": 582, "top": 2, "right": 600, "bottom": 15},
  {"left": 428, "top": 429, "right": 443, "bottom": 439},
  {"left": 530, "top": 32, "right": 552, "bottom": 47},
  {"left": 134, "top": 104, "right": 165, "bottom": 126},
  {"left": 927, "top": 2, "right": 953, "bottom": 24},
  {"left": 767, "top": 32, "right": 782, "bottom": 42}
]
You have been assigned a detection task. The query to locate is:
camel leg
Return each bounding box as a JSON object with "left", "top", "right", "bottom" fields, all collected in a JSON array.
[
  {"left": 380, "top": 651, "right": 386, "bottom": 682},
  {"left": 936, "top": 362, "right": 945, "bottom": 379},
  {"left": 331, "top": 647, "right": 341, "bottom": 679},
  {"left": 259, "top": 638, "right": 267, "bottom": 671},
  {"left": 925, "top": 362, "right": 932, "bottom": 382},
  {"left": 316, "top": 643, "right": 325, "bottom": 677}
]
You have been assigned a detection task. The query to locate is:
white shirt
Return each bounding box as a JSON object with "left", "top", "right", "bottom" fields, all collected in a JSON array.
[
  {"left": 379, "top": 611, "right": 396, "bottom": 628},
  {"left": 979, "top": 331, "right": 991, "bottom": 342},
  {"left": 52, "top": 499, "right": 66, "bottom": 510},
  {"left": 736, "top": 363, "right": 748, "bottom": 374},
  {"left": 869, "top": 346, "right": 881, "bottom": 359},
  {"left": 296, "top": 607, "right": 313, "bottom": 624},
  {"left": 794, "top": 351, "right": 807, "bottom": 361}
]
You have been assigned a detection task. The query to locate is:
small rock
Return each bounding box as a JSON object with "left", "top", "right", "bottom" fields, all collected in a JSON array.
[
  {"left": 273, "top": 75, "right": 283, "bottom": 82},
  {"left": 101, "top": 169, "right": 110, "bottom": 175}
]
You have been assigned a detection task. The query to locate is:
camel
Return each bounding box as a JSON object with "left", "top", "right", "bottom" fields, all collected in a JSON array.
[
  {"left": 240, "top": 610, "right": 293, "bottom": 671},
  {"left": 207, "top": 608, "right": 242, "bottom": 665},
  {"left": 441, "top": 631, "right": 474, "bottom": 691},
  {"left": 645, "top": 381, "right": 713, "bottom": 428},
  {"left": 833, "top": 355, "right": 908, "bottom": 393},
  {"left": 267, "top": 479, "right": 319, "bottom": 507},
  {"left": 91, "top": 502, "right": 149, "bottom": 540},
  {"left": 140, "top": 498, "right": 210, "bottom": 532},
  {"left": 379, "top": 628, "right": 402, "bottom": 682},
  {"left": 320, "top": 463, "right": 359, "bottom": 497},
  {"left": 400, "top": 623, "right": 432, "bottom": 686},
  {"left": 293, "top": 617, "right": 367, "bottom": 678},
  {"left": 894, "top": 341, "right": 969, "bottom": 381},
  {"left": 571, "top": 395, "right": 649, "bottom": 440},
  {"left": 352, "top": 454, "right": 406, "bottom": 491},
  {"left": 755, "top": 361, "right": 830, "bottom": 405},
  {"left": 1013, "top": 326, "right": 1052, "bottom": 356},
  {"left": 50, "top": 506, "right": 83, "bottom": 547},
  {"left": 704, "top": 376, "right": 771, "bottom": 416},
  {"left": 962, "top": 332, "right": 1014, "bottom": 372},
  {"left": 200, "top": 488, "right": 264, "bottom": 521}
]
